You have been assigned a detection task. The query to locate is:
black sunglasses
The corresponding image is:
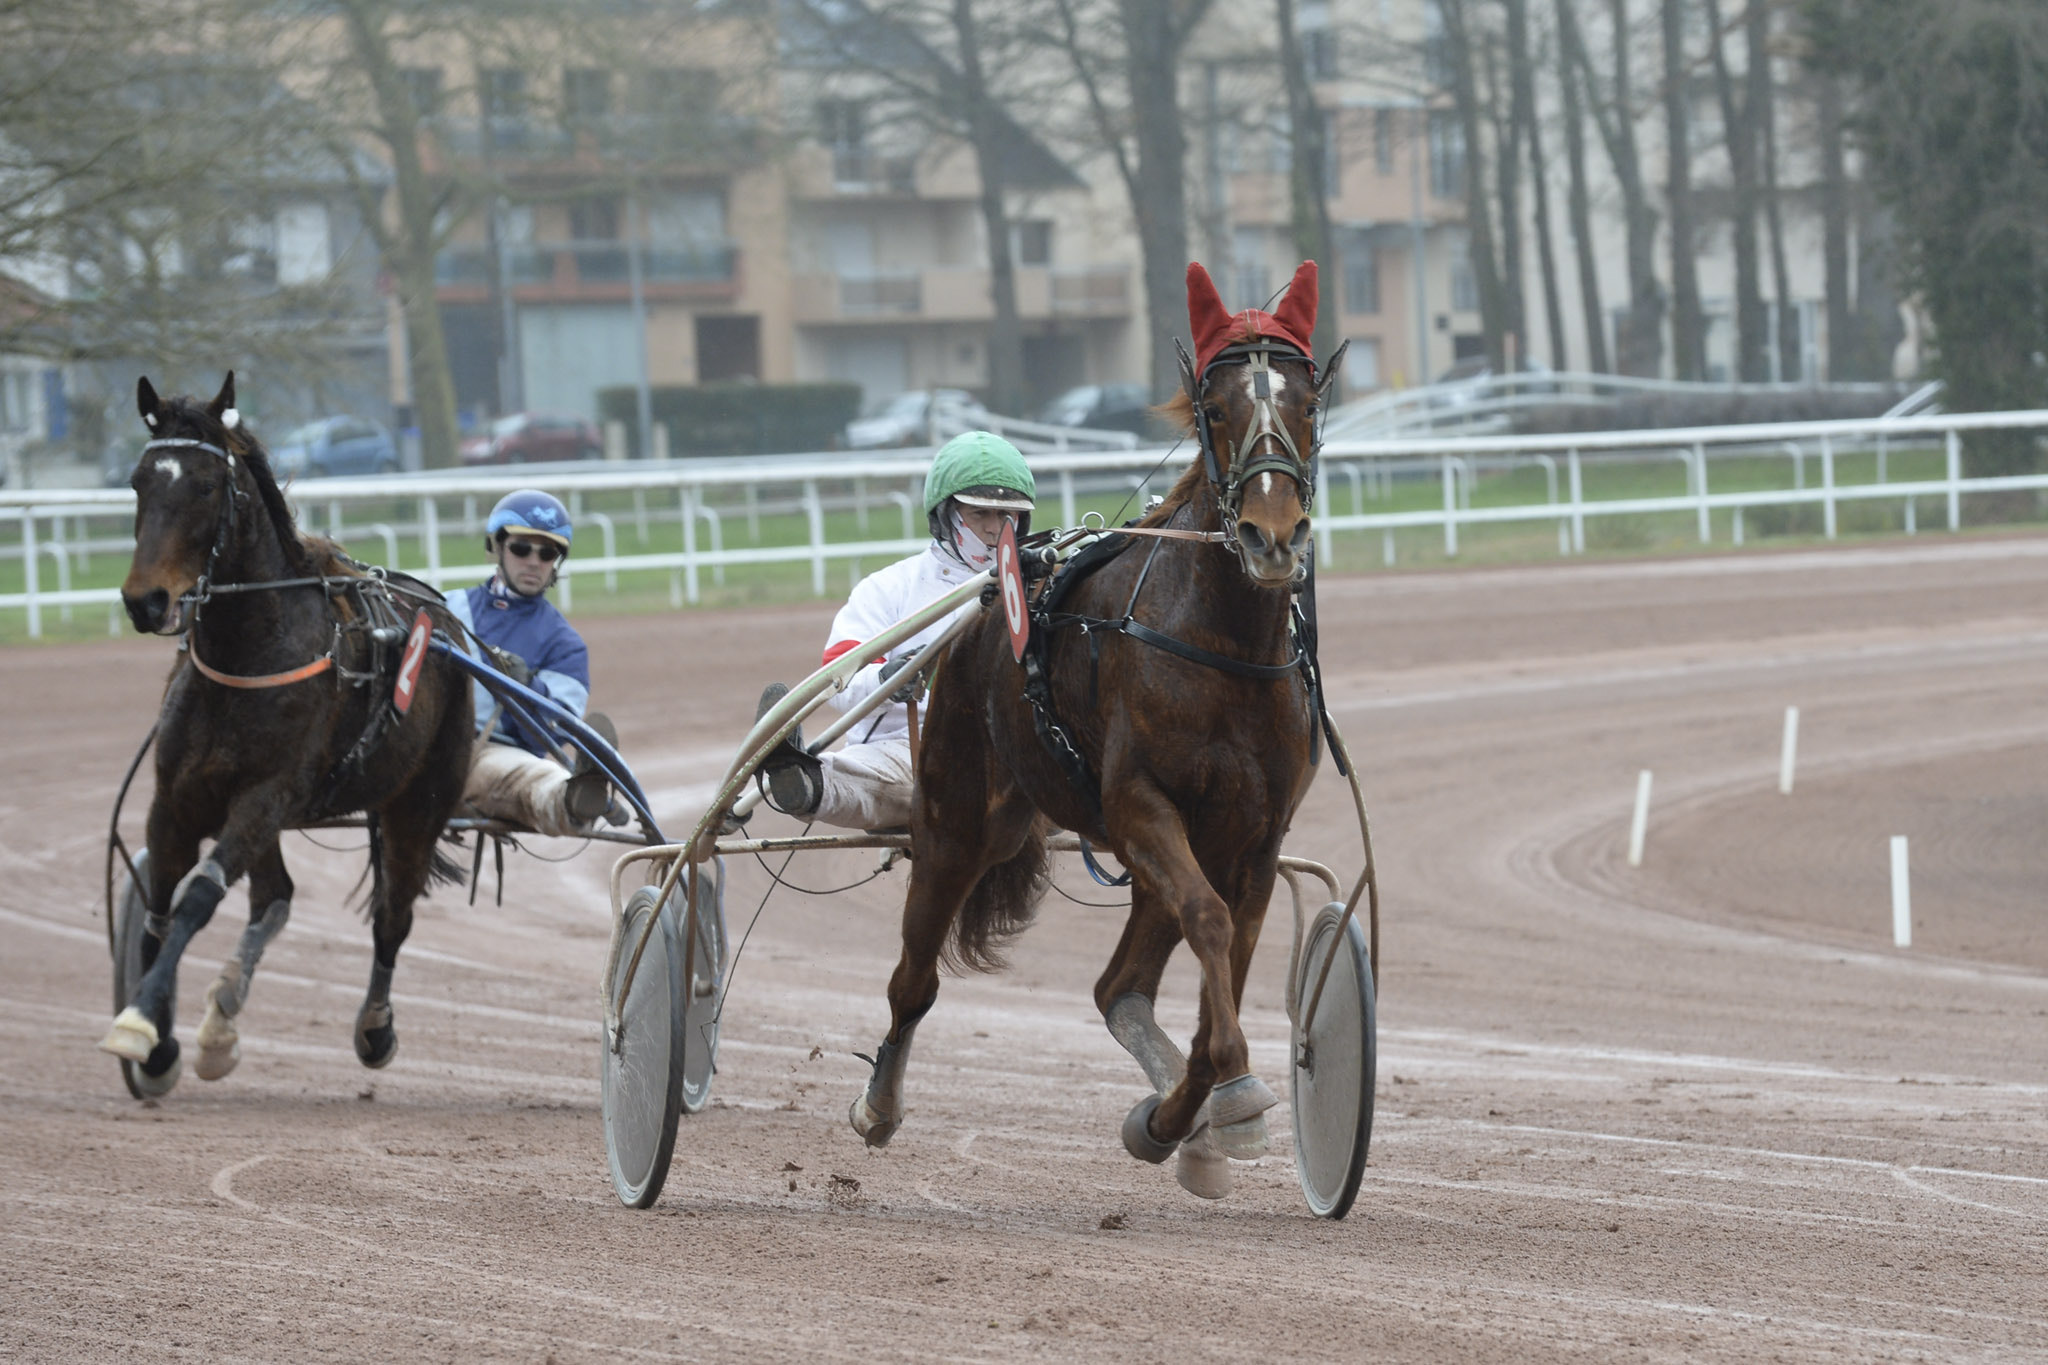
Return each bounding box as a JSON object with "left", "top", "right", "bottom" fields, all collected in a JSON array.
[{"left": 504, "top": 539, "right": 562, "bottom": 563}]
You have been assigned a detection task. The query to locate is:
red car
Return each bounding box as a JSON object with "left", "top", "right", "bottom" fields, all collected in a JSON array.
[{"left": 460, "top": 412, "right": 605, "bottom": 465}]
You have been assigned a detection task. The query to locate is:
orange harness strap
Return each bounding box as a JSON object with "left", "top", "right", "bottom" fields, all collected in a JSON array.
[{"left": 188, "top": 648, "right": 335, "bottom": 689}]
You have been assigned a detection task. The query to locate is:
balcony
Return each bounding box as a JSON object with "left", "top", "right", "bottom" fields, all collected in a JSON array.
[
  {"left": 792, "top": 265, "right": 1131, "bottom": 324},
  {"left": 434, "top": 240, "right": 739, "bottom": 300},
  {"left": 424, "top": 115, "right": 760, "bottom": 171}
]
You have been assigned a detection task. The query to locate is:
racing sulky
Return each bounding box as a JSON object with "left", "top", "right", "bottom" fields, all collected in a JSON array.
[
  {"left": 851, "top": 261, "right": 1345, "bottom": 1199},
  {"left": 99, "top": 372, "right": 473, "bottom": 1092}
]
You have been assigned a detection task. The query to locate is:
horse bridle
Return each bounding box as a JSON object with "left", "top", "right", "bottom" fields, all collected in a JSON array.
[
  {"left": 1175, "top": 336, "right": 1347, "bottom": 561},
  {"left": 138, "top": 435, "right": 247, "bottom": 628}
]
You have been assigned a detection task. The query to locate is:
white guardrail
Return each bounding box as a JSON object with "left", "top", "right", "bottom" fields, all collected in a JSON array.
[{"left": 5, "top": 410, "right": 2045, "bottom": 638}]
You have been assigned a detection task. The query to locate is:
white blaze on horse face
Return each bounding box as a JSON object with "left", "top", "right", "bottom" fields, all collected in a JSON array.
[
  {"left": 1260, "top": 472, "right": 1272, "bottom": 496},
  {"left": 153, "top": 456, "right": 183, "bottom": 483}
]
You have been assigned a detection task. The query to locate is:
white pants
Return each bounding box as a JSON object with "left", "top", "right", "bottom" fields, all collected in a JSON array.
[
  {"left": 816, "top": 739, "right": 914, "bottom": 831},
  {"left": 464, "top": 741, "right": 581, "bottom": 838}
]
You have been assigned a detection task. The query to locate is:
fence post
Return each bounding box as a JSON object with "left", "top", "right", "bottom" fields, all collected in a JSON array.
[
  {"left": 682, "top": 485, "right": 700, "bottom": 604},
  {"left": 1568, "top": 448, "right": 1584, "bottom": 554},
  {"left": 1318, "top": 461, "right": 1334, "bottom": 566},
  {"left": 23, "top": 509, "right": 39, "bottom": 638},
  {"left": 1441, "top": 455, "right": 1458, "bottom": 558},
  {"left": 1694, "top": 442, "right": 1710, "bottom": 543},
  {"left": 1060, "top": 469, "right": 1076, "bottom": 530},
  {"left": 632, "top": 489, "right": 648, "bottom": 544},
  {"left": 855, "top": 475, "right": 869, "bottom": 533},
  {"left": 1945, "top": 428, "right": 1961, "bottom": 531},
  {"left": 421, "top": 497, "right": 441, "bottom": 588},
  {"left": 1821, "top": 435, "right": 1836, "bottom": 539},
  {"left": 804, "top": 479, "right": 826, "bottom": 596}
]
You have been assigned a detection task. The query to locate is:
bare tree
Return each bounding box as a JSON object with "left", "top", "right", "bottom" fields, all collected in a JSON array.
[
  {"left": 1553, "top": 0, "right": 1611, "bottom": 371},
  {"left": 1661, "top": 0, "right": 1704, "bottom": 379},
  {"left": 1703, "top": 0, "right": 1765, "bottom": 379},
  {"left": 1044, "top": 0, "right": 1218, "bottom": 398},
  {"left": 1440, "top": 0, "right": 1509, "bottom": 366},
  {"left": 1274, "top": 0, "right": 1338, "bottom": 367},
  {"left": 1510, "top": 0, "right": 1569, "bottom": 369},
  {"left": 1564, "top": 0, "right": 1663, "bottom": 374}
]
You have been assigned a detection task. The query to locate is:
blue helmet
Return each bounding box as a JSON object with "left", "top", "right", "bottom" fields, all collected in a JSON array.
[{"left": 486, "top": 489, "right": 572, "bottom": 549}]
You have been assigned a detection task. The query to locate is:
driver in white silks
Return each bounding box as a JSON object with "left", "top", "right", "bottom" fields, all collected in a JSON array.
[{"left": 754, "top": 431, "right": 1036, "bottom": 830}]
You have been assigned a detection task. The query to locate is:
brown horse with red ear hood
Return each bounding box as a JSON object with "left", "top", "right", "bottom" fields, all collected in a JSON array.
[{"left": 849, "top": 261, "right": 1345, "bottom": 1200}]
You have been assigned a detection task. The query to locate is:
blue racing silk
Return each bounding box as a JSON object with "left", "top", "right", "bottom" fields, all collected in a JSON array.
[{"left": 445, "top": 575, "right": 590, "bottom": 755}]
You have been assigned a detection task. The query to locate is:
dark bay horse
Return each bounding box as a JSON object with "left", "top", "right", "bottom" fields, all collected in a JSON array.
[
  {"left": 98, "top": 373, "right": 473, "bottom": 1091},
  {"left": 851, "top": 262, "right": 1344, "bottom": 1198}
]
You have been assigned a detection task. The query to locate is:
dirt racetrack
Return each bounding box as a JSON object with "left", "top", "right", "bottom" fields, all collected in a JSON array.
[{"left": 4, "top": 536, "right": 2046, "bottom": 1363}]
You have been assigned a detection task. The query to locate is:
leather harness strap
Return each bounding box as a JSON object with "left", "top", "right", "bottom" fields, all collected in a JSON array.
[{"left": 188, "top": 647, "right": 335, "bottom": 689}]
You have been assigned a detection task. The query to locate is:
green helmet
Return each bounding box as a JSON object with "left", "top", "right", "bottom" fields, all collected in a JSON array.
[{"left": 923, "top": 431, "right": 1035, "bottom": 517}]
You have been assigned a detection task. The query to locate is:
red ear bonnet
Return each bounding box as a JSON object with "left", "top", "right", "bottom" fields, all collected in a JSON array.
[{"left": 1186, "top": 259, "right": 1318, "bottom": 375}]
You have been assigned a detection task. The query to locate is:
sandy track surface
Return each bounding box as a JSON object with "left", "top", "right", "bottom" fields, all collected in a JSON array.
[{"left": 4, "top": 538, "right": 2046, "bottom": 1362}]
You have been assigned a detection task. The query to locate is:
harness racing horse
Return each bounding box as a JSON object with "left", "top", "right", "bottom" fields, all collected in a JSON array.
[
  {"left": 851, "top": 261, "right": 1345, "bottom": 1198},
  {"left": 99, "top": 373, "right": 473, "bottom": 1092}
]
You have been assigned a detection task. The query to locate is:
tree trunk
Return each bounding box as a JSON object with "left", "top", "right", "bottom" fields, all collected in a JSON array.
[
  {"left": 1275, "top": 0, "right": 1339, "bottom": 371},
  {"left": 1442, "top": 0, "right": 1508, "bottom": 367},
  {"left": 952, "top": 0, "right": 1026, "bottom": 415},
  {"left": 1818, "top": 71, "right": 1853, "bottom": 381},
  {"left": 1573, "top": 0, "right": 1662, "bottom": 374},
  {"left": 1486, "top": 30, "right": 1528, "bottom": 366},
  {"left": 1121, "top": 0, "right": 1194, "bottom": 401},
  {"left": 1555, "top": 0, "right": 1610, "bottom": 371},
  {"left": 341, "top": 0, "right": 460, "bottom": 467},
  {"left": 1704, "top": 0, "right": 1764, "bottom": 380},
  {"left": 1752, "top": 0, "right": 1798, "bottom": 380},
  {"left": 1661, "top": 0, "right": 1704, "bottom": 379},
  {"left": 1511, "top": 0, "right": 1568, "bottom": 369}
]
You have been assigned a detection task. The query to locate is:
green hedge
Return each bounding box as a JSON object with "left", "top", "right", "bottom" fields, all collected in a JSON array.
[{"left": 596, "top": 382, "right": 862, "bottom": 456}]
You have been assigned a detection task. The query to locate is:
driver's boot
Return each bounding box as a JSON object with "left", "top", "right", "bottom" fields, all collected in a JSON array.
[
  {"left": 565, "top": 711, "right": 619, "bottom": 825},
  {"left": 754, "top": 683, "right": 822, "bottom": 817}
]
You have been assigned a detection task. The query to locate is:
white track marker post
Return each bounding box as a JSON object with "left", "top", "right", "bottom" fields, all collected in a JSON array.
[
  {"left": 1891, "top": 836, "right": 1912, "bottom": 948},
  {"left": 1628, "top": 770, "right": 1653, "bottom": 867},
  {"left": 1779, "top": 706, "right": 1800, "bottom": 795}
]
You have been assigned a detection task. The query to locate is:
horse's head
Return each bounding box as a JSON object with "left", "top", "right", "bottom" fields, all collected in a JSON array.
[
  {"left": 1175, "top": 261, "right": 1345, "bottom": 587},
  {"left": 121, "top": 372, "right": 249, "bottom": 635}
]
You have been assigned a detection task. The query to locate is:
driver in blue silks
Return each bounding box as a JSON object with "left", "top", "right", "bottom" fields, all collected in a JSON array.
[{"left": 445, "top": 489, "right": 619, "bottom": 835}]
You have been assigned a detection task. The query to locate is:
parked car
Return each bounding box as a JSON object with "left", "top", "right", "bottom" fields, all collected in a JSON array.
[
  {"left": 1037, "top": 382, "right": 1160, "bottom": 437},
  {"left": 843, "top": 388, "right": 989, "bottom": 449},
  {"left": 460, "top": 412, "right": 604, "bottom": 466},
  {"left": 271, "top": 416, "right": 400, "bottom": 479}
]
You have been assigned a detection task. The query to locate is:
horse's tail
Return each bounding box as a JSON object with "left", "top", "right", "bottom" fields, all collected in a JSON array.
[
  {"left": 944, "top": 818, "right": 1050, "bottom": 974},
  {"left": 426, "top": 844, "right": 466, "bottom": 889}
]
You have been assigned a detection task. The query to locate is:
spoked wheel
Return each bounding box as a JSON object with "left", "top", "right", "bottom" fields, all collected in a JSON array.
[
  {"left": 677, "top": 858, "right": 727, "bottom": 1115},
  {"left": 1290, "top": 901, "right": 1376, "bottom": 1219},
  {"left": 601, "top": 885, "right": 685, "bottom": 1208},
  {"left": 110, "top": 849, "right": 180, "bottom": 1100}
]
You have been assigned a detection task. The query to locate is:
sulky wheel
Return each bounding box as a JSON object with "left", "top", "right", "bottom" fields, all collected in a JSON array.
[
  {"left": 677, "top": 858, "right": 727, "bottom": 1115},
  {"left": 1289, "top": 901, "right": 1376, "bottom": 1219},
  {"left": 110, "top": 849, "right": 180, "bottom": 1101},
  {"left": 601, "top": 885, "right": 686, "bottom": 1208}
]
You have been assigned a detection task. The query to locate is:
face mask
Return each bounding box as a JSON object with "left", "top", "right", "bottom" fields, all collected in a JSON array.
[{"left": 947, "top": 509, "right": 996, "bottom": 571}]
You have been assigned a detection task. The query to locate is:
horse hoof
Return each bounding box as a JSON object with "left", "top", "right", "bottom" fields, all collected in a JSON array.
[
  {"left": 1120, "top": 1094, "right": 1176, "bottom": 1165},
  {"left": 194, "top": 985, "right": 241, "bottom": 1081},
  {"left": 849, "top": 1095, "right": 900, "bottom": 1148},
  {"left": 1209, "top": 1073, "right": 1279, "bottom": 1129},
  {"left": 129, "top": 1038, "right": 182, "bottom": 1099},
  {"left": 355, "top": 1027, "right": 397, "bottom": 1070},
  {"left": 1175, "top": 1127, "right": 1234, "bottom": 1200},
  {"left": 99, "top": 1006, "right": 158, "bottom": 1063},
  {"left": 1213, "top": 1112, "right": 1270, "bottom": 1160}
]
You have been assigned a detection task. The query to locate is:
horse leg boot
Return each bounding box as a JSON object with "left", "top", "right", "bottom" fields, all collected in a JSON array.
[
  {"left": 100, "top": 855, "right": 230, "bottom": 1076},
  {"left": 354, "top": 959, "right": 398, "bottom": 1068},
  {"left": 1105, "top": 993, "right": 1233, "bottom": 1198},
  {"left": 850, "top": 1016, "right": 923, "bottom": 1148},
  {"left": 195, "top": 897, "right": 291, "bottom": 1081}
]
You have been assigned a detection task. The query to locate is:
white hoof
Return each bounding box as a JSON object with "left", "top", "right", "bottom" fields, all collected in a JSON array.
[
  {"left": 194, "top": 987, "right": 240, "bottom": 1082},
  {"left": 849, "top": 1094, "right": 900, "bottom": 1148},
  {"left": 1175, "top": 1126, "right": 1234, "bottom": 1200},
  {"left": 99, "top": 1007, "right": 158, "bottom": 1063}
]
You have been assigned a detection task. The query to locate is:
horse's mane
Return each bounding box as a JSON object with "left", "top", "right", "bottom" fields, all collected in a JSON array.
[{"left": 159, "top": 396, "right": 358, "bottom": 580}]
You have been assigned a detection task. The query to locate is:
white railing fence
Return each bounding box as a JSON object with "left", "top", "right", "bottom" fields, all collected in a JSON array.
[{"left": 5, "top": 410, "right": 2044, "bottom": 637}]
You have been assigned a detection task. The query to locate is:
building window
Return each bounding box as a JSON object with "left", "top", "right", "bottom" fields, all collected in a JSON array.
[
  {"left": 640, "top": 68, "right": 717, "bottom": 124},
  {"left": 1012, "top": 220, "right": 1052, "bottom": 266},
  {"left": 1268, "top": 109, "right": 1292, "bottom": 175},
  {"left": 1341, "top": 228, "right": 1378, "bottom": 314},
  {"left": 569, "top": 196, "right": 621, "bottom": 241},
  {"left": 818, "top": 98, "right": 869, "bottom": 183},
  {"left": 481, "top": 67, "right": 527, "bottom": 149},
  {"left": 400, "top": 67, "right": 441, "bottom": 120},
  {"left": 1423, "top": 0, "right": 1451, "bottom": 88},
  {"left": 1346, "top": 337, "right": 1382, "bottom": 390},
  {"left": 1428, "top": 109, "right": 1464, "bottom": 198},
  {"left": 564, "top": 68, "right": 611, "bottom": 122},
  {"left": 1450, "top": 231, "right": 1479, "bottom": 312},
  {"left": 1300, "top": 1, "right": 1337, "bottom": 80},
  {"left": 1374, "top": 108, "right": 1394, "bottom": 175},
  {"left": 1233, "top": 227, "right": 1271, "bottom": 311}
]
